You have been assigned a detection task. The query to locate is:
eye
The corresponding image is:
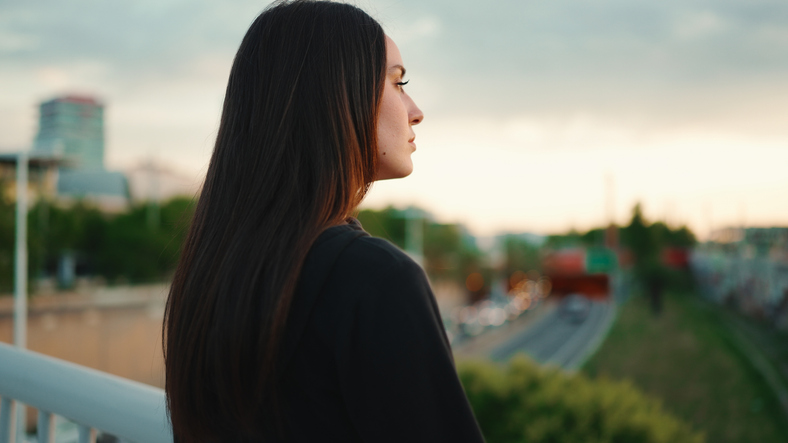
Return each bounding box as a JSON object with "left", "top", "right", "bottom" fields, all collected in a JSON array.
[{"left": 396, "top": 79, "right": 409, "bottom": 89}]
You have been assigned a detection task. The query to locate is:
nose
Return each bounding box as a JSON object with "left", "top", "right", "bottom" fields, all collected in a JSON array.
[{"left": 407, "top": 95, "right": 424, "bottom": 126}]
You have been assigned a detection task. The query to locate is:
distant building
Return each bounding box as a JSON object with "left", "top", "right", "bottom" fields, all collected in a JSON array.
[
  {"left": 32, "top": 95, "right": 129, "bottom": 210},
  {"left": 35, "top": 96, "right": 105, "bottom": 170},
  {"left": 125, "top": 160, "right": 200, "bottom": 202},
  {"left": 692, "top": 226, "right": 788, "bottom": 329},
  {"left": 56, "top": 169, "right": 129, "bottom": 211}
]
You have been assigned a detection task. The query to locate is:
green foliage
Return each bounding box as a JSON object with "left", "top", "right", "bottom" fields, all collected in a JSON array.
[
  {"left": 96, "top": 198, "right": 194, "bottom": 282},
  {"left": 357, "top": 206, "right": 488, "bottom": 293},
  {"left": 0, "top": 190, "right": 16, "bottom": 292},
  {"left": 356, "top": 207, "right": 406, "bottom": 248},
  {"left": 620, "top": 204, "right": 697, "bottom": 264},
  {"left": 621, "top": 203, "right": 658, "bottom": 262},
  {"left": 581, "top": 228, "right": 606, "bottom": 247},
  {"left": 649, "top": 222, "right": 697, "bottom": 249},
  {"left": 619, "top": 204, "right": 698, "bottom": 296},
  {"left": 546, "top": 227, "right": 609, "bottom": 250},
  {"left": 583, "top": 292, "right": 788, "bottom": 442},
  {"left": 459, "top": 356, "right": 705, "bottom": 443},
  {"left": 545, "top": 230, "right": 583, "bottom": 249},
  {"left": 0, "top": 195, "right": 196, "bottom": 292},
  {"left": 501, "top": 234, "right": 541, "bottom": 278},
  {"left": 424, "top": 223, "right": 486, "bottom": 288},
  {"left": 28, "top": 200, "right": 106, "bottom": 276},
  {"left": 423, "top": 222, "right": 465, "bottom": 280}
]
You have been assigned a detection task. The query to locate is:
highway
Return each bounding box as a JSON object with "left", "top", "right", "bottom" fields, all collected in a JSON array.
[
  {"left": 490, "top": 299, "right": 615, "bottom": 370},
  {"left": 454, "top": 298, "right": 616, "bottom": 371}
]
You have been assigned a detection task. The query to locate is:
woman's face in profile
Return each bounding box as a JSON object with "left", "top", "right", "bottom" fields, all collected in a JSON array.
[{"left": 375, "top": 36, "right": 424, "bottom": 181}]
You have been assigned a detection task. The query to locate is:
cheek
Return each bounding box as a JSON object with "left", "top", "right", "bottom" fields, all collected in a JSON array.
[
  {"left": 376, "top": 92, "right": 408, "bottom": 149},
  {"left": 376, "top": 112, "right": 394, "bottom": 151}
]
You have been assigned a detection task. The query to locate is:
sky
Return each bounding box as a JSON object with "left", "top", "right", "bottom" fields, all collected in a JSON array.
[{"left": 2, "top": 0, "right": 788, "bottom": 238}]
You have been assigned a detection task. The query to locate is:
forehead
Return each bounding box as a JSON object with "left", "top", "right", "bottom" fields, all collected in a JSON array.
[{"left": 385, "top": 36, "right": 403, "bottom": 68}]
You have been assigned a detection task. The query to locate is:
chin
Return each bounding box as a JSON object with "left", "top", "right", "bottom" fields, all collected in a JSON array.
[{"left": 375, "top": 165, "right": 413, "bottom": 181}]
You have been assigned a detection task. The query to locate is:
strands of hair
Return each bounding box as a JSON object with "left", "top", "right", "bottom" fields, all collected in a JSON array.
[{"left": 163, "top": 1, "right": 386, "bottom": 440}]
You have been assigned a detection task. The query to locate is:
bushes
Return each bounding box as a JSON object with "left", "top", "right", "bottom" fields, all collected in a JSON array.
[
  {"left": 0, "top": 197, "right": 197, "bottom": 290},
  {"left": 458, "top": 356, "right": 704, "bottom": 443}
]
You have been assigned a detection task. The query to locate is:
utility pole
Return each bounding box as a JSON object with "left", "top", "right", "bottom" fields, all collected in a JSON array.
[
  {"left": 705, "top": 202, "right": 713, "bottom": 242},
  {"left": 607, "top": 174, "right": 615, "bottom": 224},
  {"left": 605, "top": 173, "right": 618, "bottom": 249}
]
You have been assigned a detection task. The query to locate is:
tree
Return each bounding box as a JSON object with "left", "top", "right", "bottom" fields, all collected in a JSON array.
[
  {"left": 356, "top": 206, "right": 406, "bottom": 248},
  {"left": 621, "top": 204, "right": 665, "bottom": 313},
  {"left": 0, "top": 183, "right": 16, "bottom": 292},
  {"left": 620, "top": 204, "right": 698, "bottom": 314},
  {"left": 501, "top": 234, "right": 541, "bottom": 289},
  {"left": 357, "top": 206, "right": 491, "bottom": 300},
  {"left": 98, "top": 197, "right": 195, "bottom": 283},
  {"left": 459, "top": 356, "right": 704, "bottom": 443}
]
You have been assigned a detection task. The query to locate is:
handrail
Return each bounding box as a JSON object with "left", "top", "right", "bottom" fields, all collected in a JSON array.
[{"left": 0, "top": 342, "right": 172, "bottom": 443}]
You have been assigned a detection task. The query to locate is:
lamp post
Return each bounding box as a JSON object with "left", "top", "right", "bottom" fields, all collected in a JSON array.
[
  {"left": 14, "top": 151, "right": 28, "bottom": 350},
  {"left": 0, "top": 150, "right": 62, "bottom": 442}
]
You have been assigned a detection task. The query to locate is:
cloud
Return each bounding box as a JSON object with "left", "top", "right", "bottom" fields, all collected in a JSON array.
[
  {"left": 674, "top": 10, "right": 730, "bottom": 39},
  {"left": 389, "top": 16, "right": 442, "bottom": 43},
  {"left": 375, "top": 0, "right": 788, "bottom": 144},
  {"left": 0, "top": 0, "right": 266, "bottom": 84},
  {"left": 4, "top": 0, "right": 787, "bottom": 123}
]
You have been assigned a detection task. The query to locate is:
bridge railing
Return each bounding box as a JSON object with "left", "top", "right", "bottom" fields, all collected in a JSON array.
[{"left": 0, "top": 342, "right": 172, "bottom": 443}]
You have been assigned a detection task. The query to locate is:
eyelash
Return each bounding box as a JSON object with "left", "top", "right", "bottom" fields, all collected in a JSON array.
[{"left": 396, "top": 80, "right": 409, "bottom": 88}]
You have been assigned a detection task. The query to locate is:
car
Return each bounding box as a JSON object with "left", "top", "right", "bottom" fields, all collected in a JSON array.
[{"left": 559, "top": 293, "right": 591, "bottom": 324}]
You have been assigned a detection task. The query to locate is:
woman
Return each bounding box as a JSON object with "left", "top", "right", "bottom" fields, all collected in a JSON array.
[{"left": 164, "top": 1, "right": 485, "bottom": 441}]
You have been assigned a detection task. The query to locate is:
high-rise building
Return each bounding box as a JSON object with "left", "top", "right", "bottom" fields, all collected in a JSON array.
[
  {"left": 32, "top": 95, "right": 129, "bottom": 210},
  {"left": 34, "top": 96, "right": 105, "bottom": 170}
]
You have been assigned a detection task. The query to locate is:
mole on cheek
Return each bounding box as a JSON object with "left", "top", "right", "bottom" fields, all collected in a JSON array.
[{"left": 382, "top": 152, "right": 386, "bottom": 155}]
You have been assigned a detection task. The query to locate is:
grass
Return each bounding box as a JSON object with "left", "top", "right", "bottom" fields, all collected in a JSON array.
[
  {"left": 716, "top": 306, "right": 788, "bottom": 394},
  {"left": 583, "top": 291, "right": 788, "bottom": 443}
]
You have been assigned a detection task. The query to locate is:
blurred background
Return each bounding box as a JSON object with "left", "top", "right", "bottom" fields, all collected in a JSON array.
[{"left": 1, "top": 0, "right": 787, "bottom": 441}]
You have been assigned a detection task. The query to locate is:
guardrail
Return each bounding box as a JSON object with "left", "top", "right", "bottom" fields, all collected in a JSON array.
[{"left": 0, "top": 342, "right": 172, "bottom": 443}]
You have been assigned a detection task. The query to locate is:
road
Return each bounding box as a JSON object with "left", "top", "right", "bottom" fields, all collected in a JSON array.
[
  {"left": 490, "top": 299, "right": 615, "bottom": 370},
  {"left": 454, "top": 298, "right": 616, "bottom": 371}
]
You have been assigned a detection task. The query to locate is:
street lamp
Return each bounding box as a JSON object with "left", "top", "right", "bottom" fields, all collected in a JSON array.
[
  {"left": 0, "top": 151, "right": 63, "bottom": 348},
  {"left": 0, "top": 150, "right": 63, "bottom": 441}
]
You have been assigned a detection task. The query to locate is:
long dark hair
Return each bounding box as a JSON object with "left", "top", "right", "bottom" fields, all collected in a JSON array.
[{"left": 163, "top": 1, "right": 386, "bottom": 440}]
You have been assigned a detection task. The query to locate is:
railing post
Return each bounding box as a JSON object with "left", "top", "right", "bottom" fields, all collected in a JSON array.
[
  {"left": 36, "top": 410, "right": 53, "bottom": 443},
  {"left": 77, "top": 425, "right": 96, "bottom": 443},
  {"left": 0, "top": 397, "right": 15, "bottom": 443}
]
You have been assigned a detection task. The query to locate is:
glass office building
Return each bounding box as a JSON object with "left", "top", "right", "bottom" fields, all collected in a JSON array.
[
  {"left": 33, "top": 95, "right": 129, "bottom": 206},
  {"left": 34, "top": 96, "right": 105, "bottom": 170}
]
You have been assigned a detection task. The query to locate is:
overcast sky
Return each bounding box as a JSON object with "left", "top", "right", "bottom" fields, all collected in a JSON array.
[{"left": 2, "top": 0, "right": 787, "bottom": 237}]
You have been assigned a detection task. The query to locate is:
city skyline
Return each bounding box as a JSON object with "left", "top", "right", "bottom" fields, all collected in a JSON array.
[{"left": 2, "top": 0, "right": 788, "bottom": 237}]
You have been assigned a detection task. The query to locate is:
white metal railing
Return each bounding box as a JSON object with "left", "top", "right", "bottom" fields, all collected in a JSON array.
[{"left": 0, "top": 342, "right": 172, "bottom": 443}]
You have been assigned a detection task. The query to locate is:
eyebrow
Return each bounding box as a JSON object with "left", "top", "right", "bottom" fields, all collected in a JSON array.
[{"left": 387, "top": 64, "right": 406, "bottom": 78}]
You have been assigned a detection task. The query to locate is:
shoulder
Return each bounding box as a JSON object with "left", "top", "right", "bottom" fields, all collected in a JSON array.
[
  {"left": 333, "top": 234, "right": 428, "bottom": 296},
  {"left": 312, "top": 222, "right": 423, "bottom": 282},
  {"left": 327, "top": 241, "right": 437, "bottom": 335},
  {"left": 343, "top": 235, "right": 418, "bottom": 274},
  {"left": 307, "top": 226, "right": 430, "bottom": 309}
]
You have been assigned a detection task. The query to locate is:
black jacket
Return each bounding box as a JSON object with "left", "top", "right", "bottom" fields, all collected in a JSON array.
[{"left": 274, "top": 222, "right": 485, "bottom": 442}]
